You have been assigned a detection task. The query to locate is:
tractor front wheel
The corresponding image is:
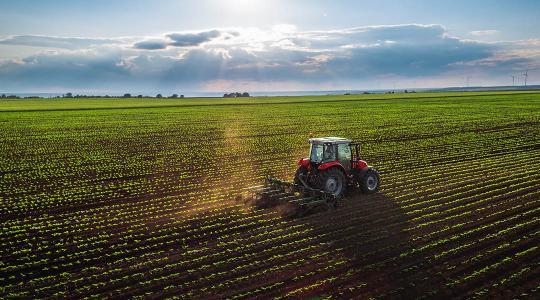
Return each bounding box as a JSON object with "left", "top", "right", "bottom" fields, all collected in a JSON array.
[
  {"left": 319, "top": 168, "right": 346, "bottom": 197},
  {"left": 359, "top": 168, "right": 380, "bottom": 193}
]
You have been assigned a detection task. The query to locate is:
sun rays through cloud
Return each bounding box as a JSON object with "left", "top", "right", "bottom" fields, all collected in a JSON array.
[{"left": 1, "top": 0, "right": 539, "bottom": 93}]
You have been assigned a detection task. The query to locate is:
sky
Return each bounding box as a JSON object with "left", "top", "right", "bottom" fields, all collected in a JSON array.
[{"left": 0, "top": 0, "right": 539, "bottom": 94}]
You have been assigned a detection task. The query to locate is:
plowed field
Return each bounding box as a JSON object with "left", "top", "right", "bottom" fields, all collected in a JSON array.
[{"left": 1, "top": 91, "right": 539, "bottom": 299}]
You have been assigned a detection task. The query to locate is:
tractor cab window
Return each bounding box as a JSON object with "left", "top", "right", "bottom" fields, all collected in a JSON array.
[
  {"left": 323, "top": 144, "right": 336, "bottom": 162},
  {"left": 338, "top": 144, "right": 352, "bottom": 170},
  {"left": 338, "top": 144, "right": 351, "bottom": 160},
  {"left": 310, "top": 144, "right": 323, "bottom": 163},
  {"left": 310, "top": 143, "right": 336, "bottom": 163}
]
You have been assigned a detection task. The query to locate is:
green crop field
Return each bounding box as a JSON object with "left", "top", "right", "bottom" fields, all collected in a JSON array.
[{"left": 1, "top": 91, "right": 539, "bottom": 298}]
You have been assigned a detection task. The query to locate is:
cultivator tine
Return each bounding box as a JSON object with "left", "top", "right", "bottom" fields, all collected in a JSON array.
[
  {"left": 258, "top": 192, "right": 290, "bottom": 208},
  {"left": 245, "top": 176, "right": 341, "bottom": 217}
]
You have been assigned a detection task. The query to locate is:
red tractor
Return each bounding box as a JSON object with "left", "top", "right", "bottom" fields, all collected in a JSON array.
[
  {"left": 247, "top": 137, "right": 380, "bottom": 216},
  {"left": 294, "top": 137, "right": 380, "bottom": 197}
]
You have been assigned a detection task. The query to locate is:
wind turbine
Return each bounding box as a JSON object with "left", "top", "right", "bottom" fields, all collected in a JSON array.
[
  {"left": 523, "top": 70, "right": 529, "bottom": 86},
  {"left": 512, "top": 75, "right": 515, "bottom": 87}
]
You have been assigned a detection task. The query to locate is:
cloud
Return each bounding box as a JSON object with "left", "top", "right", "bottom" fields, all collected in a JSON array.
[
  {"left": 0, "top": 35, "right": 120, "bottom": 49},
  {"left": 1, "top": 24, "right": 539, "bottom": 92},
  {"left": 323, "top": 36, "right": 493, "bottom": 77},
  {"left": 167, "top": 30, "right": 221, "bottom": 47},
  {"left": 285, "top": 24, "right": 448, "bottom": 51},
  {"left": 133, "top": 39, "right": 168, "bottom": 50},
  {"left": 131, "top": 30, "right": 225, "bottom": 50},
  {"left": 470, "top": 30, "right": 499, "bottom": 36},
  {"left": 0, "top": 50, "right": 131, "bottom": 90}
]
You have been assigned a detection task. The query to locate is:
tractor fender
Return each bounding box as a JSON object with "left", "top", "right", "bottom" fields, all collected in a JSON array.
[
  {"left": 318, "top": 161, "right": 347, "bottom": 174},
  {"left": 355, "top": 160, "right": 368, "bottom": 170},
  {"left": 298, "top": 158, "right": 310, "bottom": 169},
  {"left": 358, "top": 166, "right": 376, "bottom": 179}
]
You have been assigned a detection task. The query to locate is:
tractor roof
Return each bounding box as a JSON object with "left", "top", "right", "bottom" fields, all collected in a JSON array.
[{"left": 309, "top": 137, "right": 352, "bottom": 144}]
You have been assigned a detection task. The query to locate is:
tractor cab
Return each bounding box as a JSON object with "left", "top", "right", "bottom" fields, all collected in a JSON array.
[
  {"left": 307, "top": 137, "right": 364, "bottom": 172},
  {"left": 296, "top": 137, "right": 379, "bottom": 196}
]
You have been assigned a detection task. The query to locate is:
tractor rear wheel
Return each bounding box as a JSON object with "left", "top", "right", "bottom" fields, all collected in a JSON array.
[
  {"left": 360, "top": 168, "right": 380, "bottom": 193},
  {"left": 319, "top": 168, "right": 346, "bottom": 197}
]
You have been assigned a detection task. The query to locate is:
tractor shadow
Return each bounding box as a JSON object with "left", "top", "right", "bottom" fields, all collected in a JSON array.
[
  {"left": 299, "top": 192, "right": 411, "bottom": 261},
  {"left": 291, "top": 192, "right": 417, "bottom": 296}
]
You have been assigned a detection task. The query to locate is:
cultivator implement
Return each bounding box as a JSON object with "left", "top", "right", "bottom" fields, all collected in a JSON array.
[{"left": 245, "top": 177, "right": 341, "bottom": 217}]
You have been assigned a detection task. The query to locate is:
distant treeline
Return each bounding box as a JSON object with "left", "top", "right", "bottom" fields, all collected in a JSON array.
[
  {"left": 0, "top": 94, "right": 28, "bottom": 99},
  {"left": 223, "top": 92, "right": 250, "bottom": 98},
  {"left": 0, "top": 93, "right": 187, "bottom": 99},
  {"left": 1, "top": 92, "right": 255, "bottom": 99}
]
